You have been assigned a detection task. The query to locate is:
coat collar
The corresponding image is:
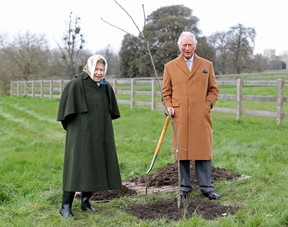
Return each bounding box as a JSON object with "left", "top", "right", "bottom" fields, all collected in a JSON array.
[{"left": 176, "top": 54, "right": 201, "bottom": 78}]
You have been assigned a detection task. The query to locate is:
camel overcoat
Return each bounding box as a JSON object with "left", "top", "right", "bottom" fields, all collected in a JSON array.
[{"left": 162, "top": 54, "right": 219, "bottom": 160}]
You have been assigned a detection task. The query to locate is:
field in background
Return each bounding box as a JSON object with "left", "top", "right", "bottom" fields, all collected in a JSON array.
[{"left": 9, "top": 70, "right": 288, "bottom": 125}]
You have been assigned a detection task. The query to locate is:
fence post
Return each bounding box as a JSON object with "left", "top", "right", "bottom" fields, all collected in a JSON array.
[
  {"left": 276, "top": 79, "right": 284, "bottom": 125},
  {"left": 10, "top": 81, "right": 13, "bottom": 96},
  {"left": 17, "top": 81, "right": 19, "bottom": 96},
  {"left": 24, "top": 81, "right": 28, "bottom": 96},
  {"left": 49, "top": 80, "right": 53, "bottom": 99},
  {"left": 236, "top": 79, "right": 243, "bottom": 120},
  {"left": 130, "top": 79, "right": 135, "bottom": 109},
  {"left": 32, "top": 80, "right": 35, "bottom": 98},
  {"left": 112, "top": 79, "right": 117, "bottom": 93},
  {"left": 151, "top": 79, "right": 156, "bottom": 111},
  {"left": 40, "top": 80, "right": 44, "bottom": 98},
  {"left": 59, "top": 80, "right": 63, "bottom": 97}
]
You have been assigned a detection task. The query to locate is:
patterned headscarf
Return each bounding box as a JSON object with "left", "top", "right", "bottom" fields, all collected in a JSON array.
[{"left": 82, "top": 54, "right": 108, "bottom": 80}]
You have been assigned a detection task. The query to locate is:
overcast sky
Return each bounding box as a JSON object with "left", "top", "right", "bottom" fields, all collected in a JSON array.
[{"left": 1, "top": 0, "right": 287, "bottom": 55}]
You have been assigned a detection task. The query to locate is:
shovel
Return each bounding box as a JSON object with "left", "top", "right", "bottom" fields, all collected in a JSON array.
[{"left": 146, "top": 116, "right": 170, "bottom": 174}]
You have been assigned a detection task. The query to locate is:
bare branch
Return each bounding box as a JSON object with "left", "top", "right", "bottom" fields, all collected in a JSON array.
[
  {"left": 100, "top": 18, "right": 144, "bottom": 42},
  {"left": 142, "top": 4, "right": 147, "bottom": 27},
  {"left": 114, "top": 0, "right": 144, "bottom": 37}
]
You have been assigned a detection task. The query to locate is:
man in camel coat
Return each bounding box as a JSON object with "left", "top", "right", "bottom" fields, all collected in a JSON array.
[{"left": 162, "top": 31, "right": 220, "bottom": 200}]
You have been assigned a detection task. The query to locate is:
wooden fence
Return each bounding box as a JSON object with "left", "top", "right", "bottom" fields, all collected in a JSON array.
[{"left": 10, "top": 78, "right": 288, "bottom": 124}]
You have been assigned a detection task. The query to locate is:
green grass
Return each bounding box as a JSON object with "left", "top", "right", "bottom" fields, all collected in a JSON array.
[
  {"left": 0, "top": 96, "right": 288, "bottom": 226},
  {"left": 216, "top": 69, "right": 288, "bottom": 80}
]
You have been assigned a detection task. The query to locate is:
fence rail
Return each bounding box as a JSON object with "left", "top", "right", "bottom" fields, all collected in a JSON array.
[{"left": 10, "top": 78, "right": 288, "bottom": 124}]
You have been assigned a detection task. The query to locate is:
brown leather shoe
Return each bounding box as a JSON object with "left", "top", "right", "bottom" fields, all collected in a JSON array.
[{"left": 203, "top": 191, "right": 221, "bottom": 200}]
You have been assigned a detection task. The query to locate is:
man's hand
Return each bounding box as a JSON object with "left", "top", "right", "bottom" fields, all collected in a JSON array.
[
  {"left": 207, "top": 100, "right": 212, "bottom": 109},
  {"left": 166, "top": 107, "right": 175, "bottom": 116}
]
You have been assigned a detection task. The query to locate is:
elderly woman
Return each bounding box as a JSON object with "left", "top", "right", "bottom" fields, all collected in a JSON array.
[{"left": 57, "top": 55, "right": 122, "bottom": 218}]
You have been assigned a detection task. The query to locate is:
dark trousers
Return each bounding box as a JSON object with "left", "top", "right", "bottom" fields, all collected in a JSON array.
[{"left": 179, "top": 160, "right": 214, "bottom": 194}]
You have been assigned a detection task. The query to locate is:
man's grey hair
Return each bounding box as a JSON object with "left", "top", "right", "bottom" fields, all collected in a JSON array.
[{"left": 177, "top": 31, "right": 198, "bottom": 47}]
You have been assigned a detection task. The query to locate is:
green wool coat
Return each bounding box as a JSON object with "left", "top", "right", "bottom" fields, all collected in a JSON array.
[{"left": 57, "top": 72, "right": 122, "bottom": 192}]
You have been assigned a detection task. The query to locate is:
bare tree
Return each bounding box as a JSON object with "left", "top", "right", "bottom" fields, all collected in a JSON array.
[
  {"left": 209, "top": 32, "right": 230, "bottom": 74},
  {"left": 0, "top": 31, "right": 50, "bottom": 80},
  {"left": 57, "top": 12, "right": 85, "bottom": 78},
  {"left": 0, "top": 53, "right": 10, "bottom": 95},
  {"left": 227, "top": 23, "right": 256, "bottom": 74},
  {"left": 208, "top": 24, "right": 256, "bottom": 74}
]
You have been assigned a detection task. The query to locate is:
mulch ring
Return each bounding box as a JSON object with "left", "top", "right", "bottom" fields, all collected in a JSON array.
[{"left": 87, "top": 162, "right": 244, "bottom": 221}]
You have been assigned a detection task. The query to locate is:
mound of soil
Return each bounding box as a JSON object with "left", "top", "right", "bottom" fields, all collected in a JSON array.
[
  {"left": 130, "top": 162, "right": 242, "bottom": 188},
  {"left": 89, "top": 162, "right": 242, "bottom": 221},
  {"left": 124, "top": 198, "right": 239, "bottom": 221}
]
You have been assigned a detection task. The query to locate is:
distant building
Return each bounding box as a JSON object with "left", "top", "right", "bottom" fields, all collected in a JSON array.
[
  {"left": 263, "top": 49, "right": 276, "bottom": 59},
  {"left": 263, "top": 49, "right": 288, "bottom": 70}
]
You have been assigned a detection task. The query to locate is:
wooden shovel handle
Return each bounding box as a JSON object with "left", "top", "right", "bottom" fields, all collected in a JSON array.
[{"left": 155, "top": 116, "right": 170, "bottom": 155}]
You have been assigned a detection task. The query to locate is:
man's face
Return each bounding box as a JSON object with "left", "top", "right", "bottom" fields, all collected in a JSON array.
[
  {"left": 93, "top": 62, "right": 105, "bottom": 82},
  {"left": 179, "top": 36, "right": 196, "bottom": 59}
]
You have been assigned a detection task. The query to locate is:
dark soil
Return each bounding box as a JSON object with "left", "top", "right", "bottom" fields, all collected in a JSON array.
[
  {"left": 124, "top": 198, "right": 239, "bottom": 221},
  {"left": 89, "top": 162, "right": 242, "bottom": 221}
]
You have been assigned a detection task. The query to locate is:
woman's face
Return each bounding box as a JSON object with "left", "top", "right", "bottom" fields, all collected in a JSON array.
[{"left": 93, "top": 62, "right": 105, "bottom": 82}]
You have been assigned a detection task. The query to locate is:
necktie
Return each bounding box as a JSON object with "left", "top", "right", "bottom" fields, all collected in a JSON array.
[{"left": 185, "top": 59, "right": 193, "bottom": 71}]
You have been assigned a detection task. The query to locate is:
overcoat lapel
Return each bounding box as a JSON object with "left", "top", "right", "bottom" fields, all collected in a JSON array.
[
  {"left": 190, "top": 54, "right": 201, "bottom": 79},
  {"left": 176, "top": 56, "right": 191, "bottom": 76},
  {"left": 175, "top": 54, "right": 202, "bottom": 78}
]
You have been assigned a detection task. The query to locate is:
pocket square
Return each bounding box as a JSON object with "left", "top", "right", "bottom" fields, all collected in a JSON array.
[{"left": 203, "top": 68, "right": 208, "bottom": 73}]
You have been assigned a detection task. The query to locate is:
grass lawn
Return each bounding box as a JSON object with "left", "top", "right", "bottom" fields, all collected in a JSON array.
[{"left": 0, "top": 96, "right": 288, "bottom": 226}]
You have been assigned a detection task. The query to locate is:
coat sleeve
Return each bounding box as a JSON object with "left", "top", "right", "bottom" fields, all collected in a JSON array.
[
  {"left": 57, "top": 78, "right": 88, "bottom": 130},
  {"left": 107, "top": 84, "right": 120, "bottom": 120},
  {"left": 162, "top": 63, "right": 173, "bottom": 109}
]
